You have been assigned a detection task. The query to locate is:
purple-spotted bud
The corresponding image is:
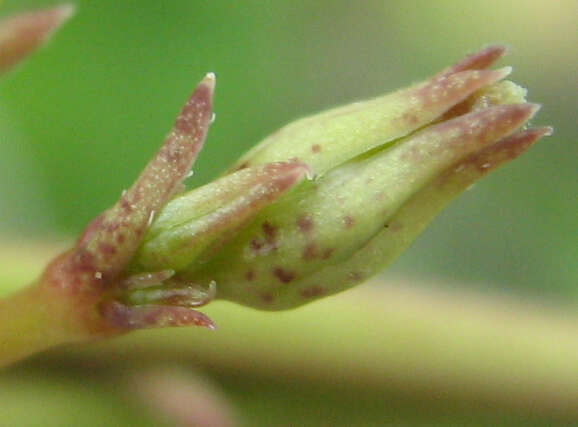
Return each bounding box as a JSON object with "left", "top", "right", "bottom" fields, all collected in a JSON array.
[
  {"left": 136, "top": 46, "right": 550, "bottom": 311},
  {"left": 29, "top": 45, "right": 550, "bottom": 340},
  {"left": 0, "top": 9, "right": 554, "bottom": 362}
]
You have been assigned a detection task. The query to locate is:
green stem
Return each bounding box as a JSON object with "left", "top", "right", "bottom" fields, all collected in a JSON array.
[{"left": 0, "top": 283, "right": 84, "bottom": 367}]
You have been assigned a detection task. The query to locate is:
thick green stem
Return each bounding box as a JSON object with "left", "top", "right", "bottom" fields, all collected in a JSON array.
[{"left": 0, "top": 283, "right": 85, "bottom": 367}]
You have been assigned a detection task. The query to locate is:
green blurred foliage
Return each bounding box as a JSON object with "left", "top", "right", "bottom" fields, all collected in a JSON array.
[
  {"left": 0, "top": 0, "right": 576, "bottom": 298},
  {"left": 2, "top": 367, "right": 571, "bottom": 427}
]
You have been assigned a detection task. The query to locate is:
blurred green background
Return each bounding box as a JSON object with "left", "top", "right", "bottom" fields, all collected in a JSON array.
[{"left": 0, "top": 1, "right": 576, "bottom": 425}]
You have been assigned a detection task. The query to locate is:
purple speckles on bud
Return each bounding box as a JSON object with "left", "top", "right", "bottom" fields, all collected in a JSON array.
[
  {"left": 300, "top": 286, "right": 326, "bottom": 298},
  {"left": 250, "top": 224, "right": 279, "bottom": 255},
  {"left": 245, "top": 270, "right": 256, "bottom": 281},
  {"left": 297, "top": 214, "right": 314, "bottom": 234},
  {"left": 171, "top": 46, "right": 549, "bottom": 311},
  {"left": 47, "top": 45, "right": 549, "bottom": 328},
  {"left": 273, "top": 267, "right": 296, "bottom": 284},
  {"left": 343, "top": 216, "right": 356, "bottom": 229},
  {"left": 17, "top": 40, "right": 550, "bottom": 347}
]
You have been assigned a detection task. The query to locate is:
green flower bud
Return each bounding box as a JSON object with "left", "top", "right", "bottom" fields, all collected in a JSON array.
[
  {"left": 135, "top": 46, "right": 550, "bottom": 311},
  {"left": 2, "top": 14, "right": 553, "bottom": 355}
]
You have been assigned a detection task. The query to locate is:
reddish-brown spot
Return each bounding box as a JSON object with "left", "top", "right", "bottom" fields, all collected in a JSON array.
[
  {"left": 105, "top": 222, "right": 121, "bottom": 233},
  {"left": 297, "top": 214, "right": 314, "bottom": 234},
  {"left": 273, "top": 267, "right": 296, "bottom": 283},
  {"left": 133, "top": 225, "right": 146, "bottom": 238},
  {"left": 245, "top": 270, "right": 256, "bottom": 281},
  {"left": 375, "top": 192, "right": 385, "bottom": 201},
  {"left": 261, "top": 293, "right": 274, "bottom": 303},
  {"left": 250, "top": 222, "right": 280, "bottom": 254},
  {"left": 402, "top": 112, "right": 419, "bottom": 125},
  {"left": 115, "top": 233, "right": 125, "bottom": 244},
  {"left": 71, "top": 249, "right": 96, "bottom": 273},
  {"left": 250, "top": 238, "right": 264, "bottom": 251},
  {"left": 311, "top": 144, "right": 322, "bottom": 153},
  {"left": 262, "top": 222, "right": 277, "bottom": 243},
  {"left": 321, "top": 248, "right": 335, "bottom": 259},
  {"left": 344, "top": 215, "right": 355, "bottom": 229},
  {"left": 300, "top": 286, "right": 326, "bottom": 298},
  {"left": 389, "top": 221, "right": 403, "bottom": 231},
  {"left": 98, "top": 243, "right": 117, "bottom": 256},
  {"left": 120, "top": 197, "right": 133, "bottom": 213},
  {"left": 131, "top": 191, "right": 142, "bottom": 203},
  {"left": 303, "top": 242, "right": 318, "bottom": 261}
]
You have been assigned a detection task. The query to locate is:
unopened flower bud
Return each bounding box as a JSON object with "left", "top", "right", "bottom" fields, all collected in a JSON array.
[{"left": 135, "top": 46, "right": 550, "bottom": 311}]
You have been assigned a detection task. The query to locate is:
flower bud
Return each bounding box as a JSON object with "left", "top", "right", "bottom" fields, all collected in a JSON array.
[{"left": 136, "top": 46, "right": 550, "bottom": 311}]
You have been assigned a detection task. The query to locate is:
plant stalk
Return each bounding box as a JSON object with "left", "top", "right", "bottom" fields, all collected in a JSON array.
[{"left": 0, "top": 283, "right": 86, "bottom": 367}]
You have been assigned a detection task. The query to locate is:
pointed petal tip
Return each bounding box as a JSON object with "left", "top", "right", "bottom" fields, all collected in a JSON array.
[
  {"left": 191, "top": 311, "right": 217, "bottom": 330},
  {"left": 461, "top": 44, "right": 510, "bottom": 70},
  {"left": 525, "top": 102, "right": 542, "bottom": 117},
  {"left": 495, "top": 65, "right": 513, "bottom": 78},
  {"left": 418, "top": 67, "right": 512, "bottom": 111},
  {"left": 187, "top": 73, "right": 215, "bottom": 112},
  {"left": 474, "top": 126, "right": 552, "bottom": 170},
  {"left": 499, "top": 126, "right": 552, "bottom": 150},
  {"left": 24, "top": 3, "right": 77, "bottom": 36},
  {"left": 100, "top": 301, "right": 217, "bottom": 331},
  {"left": 200, "top": 72, "right": 216, "bottom": 93},
  {"left": 500, "top": 102, "right": 541, "bottom": 121},
  {"left": 204, "top": 321, "right": 217, "bottom": 331},
  {"left": 483, "top": 44, "right": 510, "bottom": 57},
  {"left": 438, "top": 44, "right": 510, "bottom": 78},
  {"left": 439, "top": 126, "right": 550, "bottom": 187},
  {"left": 521, "top": 126, "right": 553, "bottom": 139},
  {"left": 54, "top": 3, "right": 77, "bottom": 21},
  {"left": 540, "top": 126, "right": 554, "bottom": 137},
  {"left": 483, "top": 103, "right": 541, "bottom": 137}
]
